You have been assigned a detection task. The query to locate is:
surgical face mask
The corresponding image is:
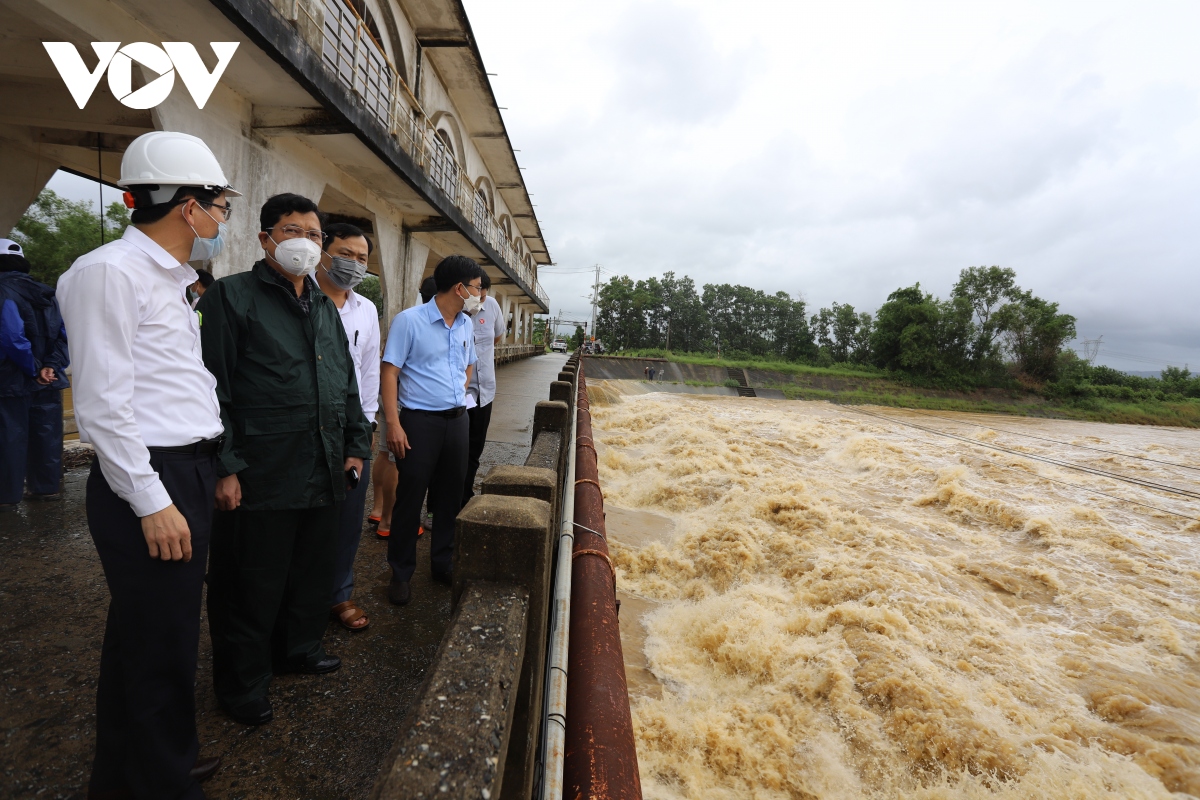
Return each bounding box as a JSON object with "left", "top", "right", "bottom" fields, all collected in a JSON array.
[
  {"left": 459, "top": 285, "right": 483, "bottom": 314},
  {"left": 270, "top": 235, "right": 322, "bottom": 277},
  {"left": 323, "top": 255, "right": 367, "bottom": 291},
  {"left": 186, "top": 203, "right": 227, "bottom": 261}
]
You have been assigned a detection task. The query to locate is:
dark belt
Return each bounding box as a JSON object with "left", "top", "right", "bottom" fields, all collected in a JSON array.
[
  {"left": 147, "top": 436, "right": 223, "bottom": 455},
  {"left": 406, "top": 406, "right": 466, "bottom": 419}
]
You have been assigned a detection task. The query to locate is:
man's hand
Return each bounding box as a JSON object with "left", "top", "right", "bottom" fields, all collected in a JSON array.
[
  {"left": 387, "top": 422, "right": 410, "bottom": 460},
  {"left": 140, "top": 504, "right": 192, "bottom": 562},
  {"left": 215, "top": 474, "right": 242, "bottom": 511},
  {"left": 36, "top": 367, "right": 55, "bottom": 385},
  {"left": 344, "top": 456, "right": 364, "bottom": 488}
]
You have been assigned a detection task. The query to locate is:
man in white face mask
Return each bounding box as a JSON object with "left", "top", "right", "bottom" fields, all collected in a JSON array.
[
  {"left": 196, "top": 194, "right": 372, "bottom": 728},
  {"left": 314, "top": 223, "right": 379, "bottom": 632},
  {"left": 55, "top": 130, "right": 236, "bottom": 797}
]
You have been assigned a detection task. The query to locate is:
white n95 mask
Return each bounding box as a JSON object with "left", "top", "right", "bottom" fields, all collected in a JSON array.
[{"left": 271, "top": 236, "right": 322, "bottom": 276}]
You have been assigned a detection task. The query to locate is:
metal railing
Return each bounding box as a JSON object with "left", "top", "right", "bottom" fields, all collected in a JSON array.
[{"left": 294, "top": 0, "right": 549, "bottom": 310}]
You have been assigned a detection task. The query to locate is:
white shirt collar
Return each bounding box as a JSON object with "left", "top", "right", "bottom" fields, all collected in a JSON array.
[{"left": 122, "top": 226, "right": 198, "bottom": 290}]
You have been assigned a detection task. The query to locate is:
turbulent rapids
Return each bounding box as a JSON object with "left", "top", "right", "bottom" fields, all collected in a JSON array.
[{"left": 587, "top": 381, "right": 1200, "bottom": 799}]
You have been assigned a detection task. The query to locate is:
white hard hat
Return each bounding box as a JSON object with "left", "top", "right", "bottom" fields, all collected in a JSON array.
[{"left": 118, "top": 130, "right": 241, "bottom": 204}]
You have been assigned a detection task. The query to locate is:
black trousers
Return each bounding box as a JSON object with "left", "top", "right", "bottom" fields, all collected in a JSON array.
[
  {"left": 388, "top": 408, "right": 468, "bottom": 583},
  {"left": 86, "top": 451, "right": 217, "bottom": 800},
  {"left": 0, "top": 388, "right": 63, "bottom": 504},
  {"left": 461, "top": 401, "right": 494, "bottom": 510},
  {"left": 207, "top": 504, "right": 340, "bottom": 710}
]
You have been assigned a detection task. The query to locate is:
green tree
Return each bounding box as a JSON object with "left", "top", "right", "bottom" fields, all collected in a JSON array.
[
  {"left": 952, "top": 266, "right": 1018, "bottom": 366},
  {"left": 994, "top": 293, "right": 1077, "bottom": 382},
  {"left": 11, "top": 189, "right": 130, "bottom": 287},
  {"left": 357, "top": 274, "right": 383, "bottom": 317},
  {"left": 659, "top": 272, "right": 710, "bottom": 351},
  {"left": 568, "top": 325, "right": 586, "bottom": 350},
  {"left": 869, "top": 285, "right": 973, "bottom": 380}
]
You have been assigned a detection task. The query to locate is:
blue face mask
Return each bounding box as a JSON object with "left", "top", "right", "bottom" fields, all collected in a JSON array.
[{"left": 186, "top": 203, "right": 228, "bottom": 262}]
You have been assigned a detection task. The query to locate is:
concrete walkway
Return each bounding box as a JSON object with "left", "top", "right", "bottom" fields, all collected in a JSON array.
[{"left": 0, "top": 352, "right": 565, "bottom": 800}]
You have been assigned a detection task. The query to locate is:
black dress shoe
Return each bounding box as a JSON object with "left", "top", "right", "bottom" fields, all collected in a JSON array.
[
  {"left": 388, "top": 580, "right": 411, "bottom": 605},
  {"left": 221, "top": 697, "right": 273, "bottom": 726},
  {"left": 431, "top": 569, "right": 453, "bottom": 586},
  {"left": 285, "top": 654, "right": 341, "bottom": 675},
  {"left": 190, "top": 756, "right": 221, "bottom": 783}
]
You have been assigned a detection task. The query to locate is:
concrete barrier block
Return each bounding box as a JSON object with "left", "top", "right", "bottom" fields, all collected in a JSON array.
[
  {"left": 549, "top": 380, "right": 573, "bottom": 408},
  {"left": 481, "top": 465, "right": 557, "bottom": 506},
  {"left": 533, "top": 399, "right": 568, "bottom": 435},
  {"left": 370, "top": 582, "right": 529, "bottom": 800},
  {"left": 454, "top": 495, "right": 552, "bottom": 609}
]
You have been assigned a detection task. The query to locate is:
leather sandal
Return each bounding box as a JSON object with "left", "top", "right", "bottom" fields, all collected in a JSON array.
[{"left": 330, "top": 600, "right": 370, "bottom": 631}]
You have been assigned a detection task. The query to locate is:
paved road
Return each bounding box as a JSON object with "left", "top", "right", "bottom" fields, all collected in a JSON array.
[{"left": 0, "top": 352, "right": 566, "bottom": 800}]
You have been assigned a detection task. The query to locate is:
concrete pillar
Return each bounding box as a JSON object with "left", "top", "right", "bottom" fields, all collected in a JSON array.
[
  {"left": 512, "top": 304, "right": 523, "bottom": 346},
  {"left": 0, "top": 141, "right": 58, "bottom": 236},
  {"left": 377, "top": 219, "right": 419, "bottom": 324},
  {"left": 497, "top": 290, "right": 513, "bottom": 343}
]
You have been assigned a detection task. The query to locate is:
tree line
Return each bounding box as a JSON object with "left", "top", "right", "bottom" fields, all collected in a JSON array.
[{"left": 594, "top": 267, "right": 1081, "bottom": 387}]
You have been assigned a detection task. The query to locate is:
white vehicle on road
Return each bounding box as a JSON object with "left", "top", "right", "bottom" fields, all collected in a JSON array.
[{"left": 550, "top": 339, "right": 568, "bottom": 352}]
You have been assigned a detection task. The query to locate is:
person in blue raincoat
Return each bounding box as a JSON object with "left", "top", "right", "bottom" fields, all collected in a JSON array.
[{"left": 0, "top": 238, "right": 69, "bottom": 509}]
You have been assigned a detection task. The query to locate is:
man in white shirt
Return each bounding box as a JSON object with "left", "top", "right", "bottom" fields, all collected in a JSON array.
[
  {"left": 315, "top": 223, "right": 380, "bottom": 631},
  {"left": 56, "top": 131, "right": 235, "bottom": 800},
  {"left": 462, "top": 273, "right": 507, "bottom": 507}
]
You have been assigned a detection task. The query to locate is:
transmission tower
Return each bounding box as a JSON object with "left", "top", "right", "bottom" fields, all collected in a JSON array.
[{"left": 1080, "top": 335, "right": 1103, "bottom": 364}]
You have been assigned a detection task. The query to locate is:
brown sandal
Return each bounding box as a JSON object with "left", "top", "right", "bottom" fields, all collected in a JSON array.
[{"left": 331, "top": 600, "right": 370, "bottom": 631}]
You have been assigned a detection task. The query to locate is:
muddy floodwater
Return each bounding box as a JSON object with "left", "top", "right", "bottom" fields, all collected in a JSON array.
[{"left": 587, "top": 381, "right": 1200, "bottom": 800}]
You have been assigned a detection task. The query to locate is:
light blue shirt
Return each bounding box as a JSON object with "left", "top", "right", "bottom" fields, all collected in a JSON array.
[{"left": 383, "top": 298, "right": 478, "bottom": 411}]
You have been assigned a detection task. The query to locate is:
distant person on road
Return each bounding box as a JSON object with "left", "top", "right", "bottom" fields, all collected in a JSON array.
[
  {"left": 648, "top": 365, "right": 656, "bottom": 382},
  {"left": 0, "top": 239, "right": 69, "bottom": 510},
  {"left": 370, "top": 276, "right": 437, "bottom": 538},
  {"left": 189, "top": 268, "right": 214, "bottom": 309},
  {"left": 379, "top": 255, "right": 480, "bottom": 606},
  {"left": 199, "top": 193, "right": 371, "bottom": 728},
  {"left": 56, "top": 130, "right": 235, "bottom": 797},
  {"left": 462, "top": 271, "right": 507, "bottom": 508},
  {"left": 315, "top": 222, "right": 379, "bottom": 632}
]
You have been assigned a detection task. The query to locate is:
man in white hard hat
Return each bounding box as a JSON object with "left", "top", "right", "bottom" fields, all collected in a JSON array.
[{"left": 56, "top": 130, "right": 237, "bottom": 800}]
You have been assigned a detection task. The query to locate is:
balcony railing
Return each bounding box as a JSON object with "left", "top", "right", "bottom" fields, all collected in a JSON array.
[{"left": 295, "top": 0, "right": 549, "bottom": 310}]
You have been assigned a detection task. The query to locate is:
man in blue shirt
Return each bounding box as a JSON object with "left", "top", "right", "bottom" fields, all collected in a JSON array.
[
  {"left": 0, "top": 239, "right": 69, "bottom": 510},
  {"left": 379, "top": 255, "right": 482, "bottom": 605}
]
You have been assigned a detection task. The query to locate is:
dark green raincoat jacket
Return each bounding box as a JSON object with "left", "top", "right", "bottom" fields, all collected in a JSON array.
[{"left": 197, "top": 261, "right": 372, "bottom": 511}]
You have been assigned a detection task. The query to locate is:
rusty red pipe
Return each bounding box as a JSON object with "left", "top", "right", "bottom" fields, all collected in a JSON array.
[{"left": 563, "top": 366, "right": 643, "bottom": 800}]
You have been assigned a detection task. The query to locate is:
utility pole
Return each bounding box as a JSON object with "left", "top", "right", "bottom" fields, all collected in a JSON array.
[{"left": 589, "top": 264, "right": 601, "bottom": 335}]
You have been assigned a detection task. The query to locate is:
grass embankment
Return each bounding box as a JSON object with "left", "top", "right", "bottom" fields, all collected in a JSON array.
[{"left": 608, "top": 349, "right": 1200, "bottom": 428}]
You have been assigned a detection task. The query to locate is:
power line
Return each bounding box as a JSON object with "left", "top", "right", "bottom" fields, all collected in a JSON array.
[
  {"left": 844, "top": 406, "right": 1200, "bottom": 522},
  {"left": 845, "top": 407, "right": 1200, "bottom": 501},
  {"left": 908, "top": 409, "right": 1200, "bottom": 473}
]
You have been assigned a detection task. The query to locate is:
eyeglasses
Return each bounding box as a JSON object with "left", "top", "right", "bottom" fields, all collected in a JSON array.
[
  {"left": 197, "top": 199, "right": 233, "bottom": 221},
  {"left": 268, "top": 224, "right": 327, "bottom": 244}
]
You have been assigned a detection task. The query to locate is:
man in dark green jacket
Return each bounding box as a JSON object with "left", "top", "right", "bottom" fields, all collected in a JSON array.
[{"left": 197, "top": 193, "right": 371, "bottom": 726}]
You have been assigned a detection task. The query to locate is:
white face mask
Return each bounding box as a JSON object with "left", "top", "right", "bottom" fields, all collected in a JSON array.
[
  {"left": 459, "top": 285, "right": 483, "bottom": 314},
  {"left": 270, "top": 235, "right": 322, "bottom": 276}
]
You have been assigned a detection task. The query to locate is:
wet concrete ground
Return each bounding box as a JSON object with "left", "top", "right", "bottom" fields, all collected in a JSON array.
[{"left": 0, "top": 353, "right": 567, "bottom": 799}]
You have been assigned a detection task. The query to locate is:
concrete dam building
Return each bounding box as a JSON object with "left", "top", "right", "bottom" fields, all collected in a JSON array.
[{"left": 0, "top": 0, "right": 551, "bottom": 338}]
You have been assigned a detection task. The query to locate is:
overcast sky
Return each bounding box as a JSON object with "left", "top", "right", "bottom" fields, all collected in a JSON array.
[{"left": 460, "top": 0, "right": 1200, "bottom": 373}]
